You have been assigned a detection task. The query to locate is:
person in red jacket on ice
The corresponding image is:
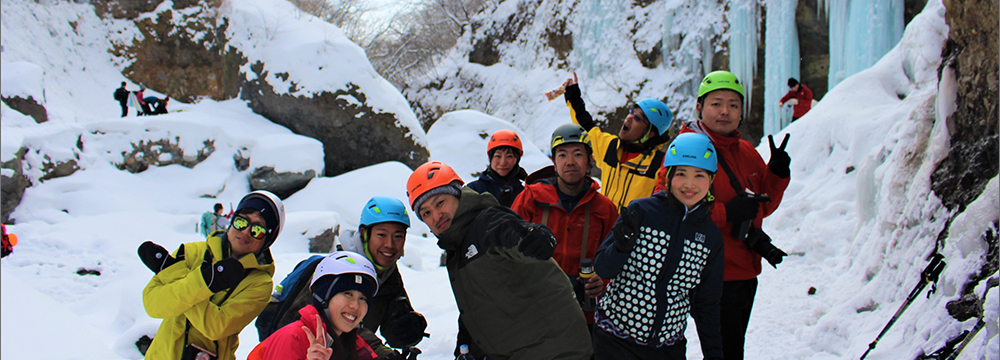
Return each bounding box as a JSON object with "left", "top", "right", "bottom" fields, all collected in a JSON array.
[
  {"left": 655, "top": 70, "right": 792, "bottom": 360},
  {"left": 778, "top": 78, "right": 814, "bottom": 121}
]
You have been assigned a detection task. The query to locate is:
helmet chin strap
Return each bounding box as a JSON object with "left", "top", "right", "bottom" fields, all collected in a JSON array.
[{"left": 361, "top": 228, "right": 392, "bottom": 272}]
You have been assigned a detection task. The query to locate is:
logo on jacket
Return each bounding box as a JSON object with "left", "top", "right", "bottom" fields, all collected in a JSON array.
[
  {"left": 694, "top": 232, "right": 706, "bottom": 243},
  {"left": 466, "top": 244, "right": 479, "bottom": 259}
]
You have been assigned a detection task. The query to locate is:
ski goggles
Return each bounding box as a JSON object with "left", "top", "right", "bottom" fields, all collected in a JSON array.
[{"left": 231, "top": 215, "right": 268, "bottom": 240}]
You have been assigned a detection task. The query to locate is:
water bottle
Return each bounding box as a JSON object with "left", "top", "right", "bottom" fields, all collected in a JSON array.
[
  {"left": 579, "top": 258, "right": 595, "bottom": 311},
  {"left": 456, "top": 344, "right": 474, "bottom": 360}
]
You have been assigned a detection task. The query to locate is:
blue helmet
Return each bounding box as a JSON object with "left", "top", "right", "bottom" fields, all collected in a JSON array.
[
  {"left": 359, "top": 196, "right": 410, "bottom": 228},
  {"left": 663, "top": 133, "right": 718, "bottom": 173},
  {"left": 636, "top": 98, "right": 673, "bottom": 136}
]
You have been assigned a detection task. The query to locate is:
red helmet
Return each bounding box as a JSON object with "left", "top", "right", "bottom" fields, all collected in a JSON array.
[
  {"left": 406, "top": 161, "right": 464, "bottom": 210},
  {"left": 487, "top": 129, "right": 523, "bottom": 157}
]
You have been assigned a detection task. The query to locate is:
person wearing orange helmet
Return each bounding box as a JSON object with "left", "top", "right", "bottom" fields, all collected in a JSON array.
[
  {"left": 466, "top": 129, "right": 527, "bottom": 207},
  {"left": 1, "top": 223, "right": 16, "bottom": 258},
  {"left": 406, "top": 161, "right": 592, "bottom": 359}
]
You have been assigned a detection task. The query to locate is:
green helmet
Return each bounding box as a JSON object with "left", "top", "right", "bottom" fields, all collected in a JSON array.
[
  {"left": 550, "top": 123, "right": 591, "bottom": 154},
  {"left": 697, "top": 70, "right": 745, "bottom": 100}
]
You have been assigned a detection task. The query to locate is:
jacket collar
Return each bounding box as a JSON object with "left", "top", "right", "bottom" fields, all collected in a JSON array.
[
  {"left": 682, "top": 121, "right": 743, "bottom": 154},
  {"left": 480, "top": 166, "right": 527, "bottom": 185}
]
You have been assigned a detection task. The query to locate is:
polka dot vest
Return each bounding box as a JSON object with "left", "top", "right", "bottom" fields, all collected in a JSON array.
[{"left": 598, "top": 224, "right": 712, "bottom": 345}]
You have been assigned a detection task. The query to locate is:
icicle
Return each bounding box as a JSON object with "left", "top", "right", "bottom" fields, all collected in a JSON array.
[
  {"left": 728, "top": 0, "right": 760, "bottom": 119},
  {"left": 820, "top": 0, "right": 904, "bottom": 90},
  {"left": 763, "top": 0, "right": 799, "bottom": 137}
]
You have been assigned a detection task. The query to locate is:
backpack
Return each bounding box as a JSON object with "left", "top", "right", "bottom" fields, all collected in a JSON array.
[{"left": 255, "top": 255, "right": 324, "bottom": 341}]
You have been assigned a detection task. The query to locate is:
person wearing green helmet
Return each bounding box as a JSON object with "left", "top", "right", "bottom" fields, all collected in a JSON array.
[
  {"left": 339, "top": 196, "right": 428, "bottom": 360},
  {"left": 559, "top": 72, "right": 674, "bottom": 213},
  {"left": 654, "top": 70, "right": 792, "bottom": 360},
  {"left": 511, "top": 123, "right": 619, "bottom": 336}
]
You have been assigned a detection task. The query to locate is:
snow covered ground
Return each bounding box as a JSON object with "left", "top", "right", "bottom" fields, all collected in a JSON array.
[{"left": 1, "top": 0, "right": 996, "bottom": 360}]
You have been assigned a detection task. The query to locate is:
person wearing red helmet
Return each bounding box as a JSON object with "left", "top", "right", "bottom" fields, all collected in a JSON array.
[
  {"left": 467, "top": 129, "right": 527, "bottom": 207},
  {"left": 407, "top": 161, "right": 592, "bottom": 359}
]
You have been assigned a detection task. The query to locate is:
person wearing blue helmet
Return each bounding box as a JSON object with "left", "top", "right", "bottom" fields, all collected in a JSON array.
[
  {"left": 559, "top": 72, "right": 674, "bottom": 213},
  {"left": 593, "top": 133, "right": 724, "bottom": 360},
  {"left": 339, "top": 196, "right": 427, "bottom": 360}
]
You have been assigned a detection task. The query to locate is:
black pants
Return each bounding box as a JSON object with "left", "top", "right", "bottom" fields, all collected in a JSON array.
[
  {"left": 592, "top": 328, "right": 685, "bottom": 360},
  {"left": 119, "top": 101, "right": 128, "bottom": 117},
  {"left": 720, "top": 278, "right": 758, "bottom": 360}
]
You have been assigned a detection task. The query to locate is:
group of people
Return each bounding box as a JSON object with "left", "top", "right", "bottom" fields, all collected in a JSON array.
[
  {"left": 137, "top": 69, "right": 791, "bottom": 360},
  {"left": 114, "top": 82, "right": 169, "bottom": 117}
]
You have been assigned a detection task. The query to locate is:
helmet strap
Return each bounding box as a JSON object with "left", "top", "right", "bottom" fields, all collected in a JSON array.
[{"left": 361, "top": 227, "right": 392, "bottom": 272}]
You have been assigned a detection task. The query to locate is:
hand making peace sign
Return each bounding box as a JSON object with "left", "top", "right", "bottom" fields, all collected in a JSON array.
[
  {"left": 302, "top": 314, "right": 333, "bottom": 360},
  {"left": 768, "top": 133, "right": 791, "bottom": 179}
]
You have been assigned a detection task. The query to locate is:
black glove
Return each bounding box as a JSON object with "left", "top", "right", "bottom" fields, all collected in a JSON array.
[
  {"left": 384, "top": 310, "right": 428, "bottom": 348},
  {"left": 518, "top": 224, "right": 556, "bottom": 260},
  {"left": 201, "top": 257, "right": 244, "bottom": 292},
  {"left": 725, "top": 194, "right": 769, "bottom": 224},
  {"left": 768, "top": 134, "right": 791, "bottom": 178},
  {"left": 613, "top": 209, "right": 643, "bottom": 253},
  {"left": 745, "top": 227, "right": 788, "bottom": 268},
  {"left": 138, "top": 241, "right": 183, "bottom": 274}
]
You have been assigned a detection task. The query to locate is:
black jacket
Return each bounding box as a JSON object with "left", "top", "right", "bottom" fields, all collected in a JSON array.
[
  {"left": 466, "top": 166, "right": 526, "bottom": 208},
  {"left": 594, "top": 191, "right": 724, "bottom": 357},
  {"left": 437, "top": 187, "right": 592, "bottom": 359}
]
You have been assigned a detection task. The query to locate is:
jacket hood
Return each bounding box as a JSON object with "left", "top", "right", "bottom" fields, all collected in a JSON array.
[
  {"left": 340, "top": 230, "right": 396, "bottom": 285},
  {"left": 480, "top": 166, "right": 527, "bottom": 185},
  {"left": 681, "top": 121, "right": 743, "bottom": 154},
  {"left": 435, "top": 187, "right": 499, "bottom": 251}
]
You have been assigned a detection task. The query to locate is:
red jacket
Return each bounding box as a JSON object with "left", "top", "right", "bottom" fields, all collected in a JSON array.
[
  {"left": 654, "top": 122, "right": 790, "bottom": 281},
  {"left": 248, "top": 305, "right": 375, "bottom": 360},
  {"left": 779, "top": 84, "right": 814, "bottom": 118},
  {"left": 511, "top": 173, "right": 618, "bottom": 323}
]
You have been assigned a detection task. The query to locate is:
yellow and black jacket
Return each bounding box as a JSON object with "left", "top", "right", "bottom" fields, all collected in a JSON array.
[
  {"left": 143, "top": 232, "right": 275, "bottom": 360},
  {"left": 564, "top": 84, "right": 667, "bottom": 211}
]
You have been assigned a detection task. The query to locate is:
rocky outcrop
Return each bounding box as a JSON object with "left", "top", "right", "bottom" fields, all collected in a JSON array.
[
  {"left": 1, "top": 148, "right": 30, "bottom": 224},
  {"left": 101, "top": 0, "right": 245, "bottom": 102},
  {"left": 795, "top": 0, "right": 830, "bottom": 102},
  {"left": 248, "top": 166, "right": 316, "bottom": 200},
  {"left": 117, "top": 138, "right": 215, "bottom": 173},
  {"left": 309, "top": 226, "right": 339, "bottom": 253},
  {"left": 241, "top": 62, "right": 429, "bottom": 177},
  {"left": 1, "top": 96, "right": 48, "bottom": 123},
  {"left": 931, "top": 0, "right": 999, "bottom": 212}
]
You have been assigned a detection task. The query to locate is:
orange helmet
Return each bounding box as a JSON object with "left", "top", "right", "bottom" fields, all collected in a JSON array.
[
  {"left": 406, "top": 161, "right": 464, "bottom": 210},
  {"left": 487, "top": 129, "right": 523, "bottom": 157}
]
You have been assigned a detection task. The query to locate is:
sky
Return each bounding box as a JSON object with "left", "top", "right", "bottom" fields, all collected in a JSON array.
[{"left": 0, "top": 0, "right": 997, "bottom": 359}]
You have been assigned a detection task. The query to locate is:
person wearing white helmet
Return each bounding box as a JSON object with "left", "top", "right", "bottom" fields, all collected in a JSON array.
[
  {"left": 139, "top": 190, "right": 285, "bottom": 360},
  {"left": 340, "top": 196, "right": 427, "bottom": 359},
  {"left": 249, "top": 251, "right": 380, "bottom": 360}
]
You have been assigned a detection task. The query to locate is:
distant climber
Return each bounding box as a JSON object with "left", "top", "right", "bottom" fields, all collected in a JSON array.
[
  {"left": 778, "top": 78, "right": 814, "bottom": 121},
  {"left": 2, "top": 224, "right": 17, "bottom": 258},
  {"left": 134, "top": 86, "right": 150, "bottom": 116},
  {"left": 144, "top": 96, "right": 170, "bottom": 115},
  {"left": 114, "top": 82, "right": 130, "bottom": 117}
]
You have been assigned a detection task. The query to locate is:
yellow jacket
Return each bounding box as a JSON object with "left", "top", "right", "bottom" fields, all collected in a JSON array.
[
  {"left": 565, "top": 84, "right": 667, "bottom": 211},
  {"left": 143, "top": 232, "right": 275, "bottom": 360}
]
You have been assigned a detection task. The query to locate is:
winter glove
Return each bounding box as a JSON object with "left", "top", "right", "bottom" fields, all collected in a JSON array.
[
  {"left": 612, "top": 209, "right": 643, "bottom": 253},
  {"left": 768, "top": 133, "right": 791, "bottom": 178},
  {"left": 201, "top": 257, "right": 244, "bottom": 292},
  {"left": 725, "top": 194, "right": 769, "bottom": 224},
  {"left": 745, "top": 227, "right": 787, "bottom": 268},
  {"left": 518, "top": 223, "right": 557, "bottom": 260},
  {"left": 384, "top": 310, "right": 429, "bottom": 348},
  {"left": 138, "top": 241, "right": 183, "bottom": 274}
]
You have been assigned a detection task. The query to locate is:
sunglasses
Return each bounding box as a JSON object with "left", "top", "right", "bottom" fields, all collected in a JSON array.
[
  {"left": 232, "top": 215, "right": 268, "bottom": 240},
  {"left": 628, "top": 105, "right": 648, "bottom": 123}
]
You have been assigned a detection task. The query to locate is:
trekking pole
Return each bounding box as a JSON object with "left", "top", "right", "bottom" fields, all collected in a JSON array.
[
  {"left": 943, "top": 276, "right": 999, "bottom": 360},
  {"left": 859, "top": 253, "right": 946, "bottom": 360}
]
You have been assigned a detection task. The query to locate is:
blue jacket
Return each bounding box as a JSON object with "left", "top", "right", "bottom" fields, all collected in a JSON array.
[
  {"left": 466, "top": 166, "right": 526, "bottom": 208},
  {"left": 594, "top": 191, "right": 724, "bottom": 357}
]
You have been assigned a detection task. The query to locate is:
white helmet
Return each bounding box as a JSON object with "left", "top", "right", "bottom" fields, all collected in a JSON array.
[{"left": 310, "top": 251, "right": 379, "bottom": 304}]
